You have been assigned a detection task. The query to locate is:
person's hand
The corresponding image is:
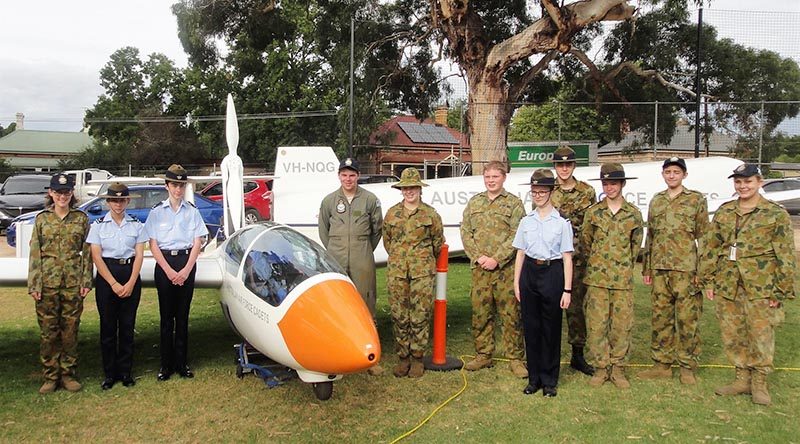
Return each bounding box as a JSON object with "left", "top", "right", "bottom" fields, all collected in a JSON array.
[
  {"left": 80, "top": 287, "right": 91, "bottom": 298},
  {"left": 172, "top": 267, "right": 191, "bottom": 286},
  {"left": 643, "top": 275, "right": 652, "bottom": 285},
  {"left": 705, "top": 289, "right": 714, "bottom": 301},
  {"left": 481, "top": 257, "right": 498, "bottom": 271},
  {"left": 560, "top": 292, "right": 571, "bottom": 309},
  {"left": 514, "top": 287, "right": 521, "bottom": 302},
  {"left": 30, "top": 292, "right": 41, "bottom": 301},
  {"left": 120, "top": 281, "right": 135, "bottom": 298},
  {"left": 112, "top": 282, "right": 126, "bottom": 297},
  {"left": 769, "top": 299, "right": 781, "bottom": 309}
]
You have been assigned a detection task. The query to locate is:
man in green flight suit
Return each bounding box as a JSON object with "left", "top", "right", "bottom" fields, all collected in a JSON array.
[{"left": 319, "top": 158, "right": 384, "bottom": 375}]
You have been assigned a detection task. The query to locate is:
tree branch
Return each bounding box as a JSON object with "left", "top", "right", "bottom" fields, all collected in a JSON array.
[{"left": 508, "top": 51, "right": 558, "bottom": 102}]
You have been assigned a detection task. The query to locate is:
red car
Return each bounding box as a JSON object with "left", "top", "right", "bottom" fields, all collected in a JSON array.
[{"left": 200, "top": 179, "right": 272, "bottom": 224}]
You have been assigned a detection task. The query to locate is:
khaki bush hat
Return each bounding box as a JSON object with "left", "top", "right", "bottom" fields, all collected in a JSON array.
[
  {"left": 521, "top": 169, "right": 556, "bottom": 187},
  {"left": 392, "top": 168, "right": 428, "bottom": 189}
]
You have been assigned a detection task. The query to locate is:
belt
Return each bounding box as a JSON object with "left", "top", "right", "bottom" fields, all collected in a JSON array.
[
  {"left": 529, "top": 258, "right": 563, "bottom": 266},
  {"left": 104, "top": 257, "right": 133, "bottom": 265},
  {"left": 161, "top": 249, "right": 190, "bottom": 256}
]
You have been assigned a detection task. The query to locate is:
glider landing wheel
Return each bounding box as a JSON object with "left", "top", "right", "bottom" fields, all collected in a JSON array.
[
  {"left": 236, "top": 362, "right": 245, "bottom": 379},
  {"left": 312, "top": 382, "right": 333, "bottom": 401}
]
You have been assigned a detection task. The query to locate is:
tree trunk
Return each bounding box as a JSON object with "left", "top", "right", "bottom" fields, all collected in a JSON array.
[{"left": 467, "top": 75, "right": 511, "bottom": 175}]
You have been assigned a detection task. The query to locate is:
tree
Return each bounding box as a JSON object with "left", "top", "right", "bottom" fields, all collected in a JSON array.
[{"left": 509, "top": 88, "right": 612, "bottom": 144}]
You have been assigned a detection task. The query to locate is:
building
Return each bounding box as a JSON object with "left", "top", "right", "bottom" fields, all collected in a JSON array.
[
  {"left": 364, "top": 109, "right": 471, "bottom": 179},
  {"left": 598, "top": 119, "right": 735, "bottom": 162},
  {"left": 0, "top": 114, "right": 92, "bottom": 170}
]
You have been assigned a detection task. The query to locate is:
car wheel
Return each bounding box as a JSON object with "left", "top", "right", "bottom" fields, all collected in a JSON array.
[{"left": 244, "top": 209, "right": 262, "bottom": 225}]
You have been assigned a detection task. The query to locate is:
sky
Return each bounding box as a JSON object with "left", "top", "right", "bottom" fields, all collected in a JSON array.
[{"left": 1, "top": 0, "right": 798, "bottom": 133}]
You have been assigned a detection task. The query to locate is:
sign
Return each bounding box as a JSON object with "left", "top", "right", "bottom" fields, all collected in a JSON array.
[{"left": 508, "top": 143, "right": 591, "bottom": 167}]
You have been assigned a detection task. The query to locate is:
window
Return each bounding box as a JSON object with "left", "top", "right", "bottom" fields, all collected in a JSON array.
[{"left": 244, "top": 181, "right": 258, "bottom": 193}]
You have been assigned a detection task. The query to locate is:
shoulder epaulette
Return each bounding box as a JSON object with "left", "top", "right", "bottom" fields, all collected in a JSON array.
[
  {"left": 152, "top": 202, "right": 161, "bottom": 209},
  {"left": 126, "top": 214, "right": 141, "bottom": 223},
  {"left": 91, "top": 218, "right": 108, "bottom": 225},
  {"left": 187, "top": 201, "right": 197, "bottom": 208}
]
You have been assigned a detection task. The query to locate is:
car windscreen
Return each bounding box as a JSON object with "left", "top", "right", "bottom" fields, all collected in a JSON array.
[{"left": 2, "top": 177, "right": 50, "bottom": 194}]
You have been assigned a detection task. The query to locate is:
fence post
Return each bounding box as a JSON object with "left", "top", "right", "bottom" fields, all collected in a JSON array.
[
  {"left": 758, "top": 101, "right": 765, "bottom": 167},
  {"left": 654, "top": 101, "right": 659, "bottom": 159}
]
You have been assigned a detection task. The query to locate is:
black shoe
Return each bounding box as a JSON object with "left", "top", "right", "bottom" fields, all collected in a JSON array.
[
  {"left": 543, "top": 386, "right": 557, "bottom": 397},
  {"left": 177, "top": 366, "right": 194, "bottom": 378},
  {"left": 157, "top": 368, "right": 172, "bottom": 381},
  {"left": 570, "top": 353, "right": 595, "bottom": 376},
  {"left": 523, "top": 383, "right": 542, "bottom": 395},
  {"left": 100, "top": 377, "right": 116, "bottom": 390},
  {"left": 120, "top": 374, "right": 136, "bottom": 387}
]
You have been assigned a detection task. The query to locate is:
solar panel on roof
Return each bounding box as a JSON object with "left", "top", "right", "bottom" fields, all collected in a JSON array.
[{"left": 397, "top": 122, "right": 459, "bottom": 145}]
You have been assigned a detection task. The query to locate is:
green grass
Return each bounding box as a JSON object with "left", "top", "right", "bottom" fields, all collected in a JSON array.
[{"left": 1, "top": 261, "right": 798, "bottom": 443}]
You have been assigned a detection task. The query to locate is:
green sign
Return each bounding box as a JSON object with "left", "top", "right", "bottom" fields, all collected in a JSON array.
[{"left": 508, "top": 144, "right": 590, "bottom": 167}]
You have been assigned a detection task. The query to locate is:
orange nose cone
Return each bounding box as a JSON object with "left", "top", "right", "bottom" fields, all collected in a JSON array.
[{"left": 278, "top": 277, "right": 381, "bottom": 374}]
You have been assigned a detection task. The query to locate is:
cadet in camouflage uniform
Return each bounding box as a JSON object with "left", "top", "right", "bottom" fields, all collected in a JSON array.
[
  {"left": 700, "top": 164, "right": 795, "bottom": 406},
  {"left": 383, "top": 168, "right": 444, "bottom": 378},
  {"left": 550, "top": 145, "right": 597, "bottom": 376},
  {"left": 461, "top": 161, "right": 527, "bottom": 378},
  {"left": 581, "top": 163, "right": 643, "bottom": 389},
  {"left": 319, "top": 158, "right": 384, "bottom": 375},
  {"left": 28, "top": 173, "right": 93, "bottom": 394},
  {"left": 639, "top": 157, "right": 708, "bottom": 385}
]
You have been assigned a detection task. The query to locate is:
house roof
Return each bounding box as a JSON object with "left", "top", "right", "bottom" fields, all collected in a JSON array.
[
  {"left": 599, "top": 123, "right": 734, "bottom": 154},
  {"left": 369, "top": 115, "right": 470, "bottom": 149},
  {"left": 0, "top": 130, "right": 92, "bottom": 155}
]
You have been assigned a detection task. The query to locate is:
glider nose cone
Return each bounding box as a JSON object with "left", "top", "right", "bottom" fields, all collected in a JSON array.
[{"left": 278, "top": 277, "right": 381, "bottom": 374}]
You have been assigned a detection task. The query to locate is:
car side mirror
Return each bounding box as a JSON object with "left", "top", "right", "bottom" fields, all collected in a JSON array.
[{"left": 87, "top": 205, "right": 102, "bottom": 214}]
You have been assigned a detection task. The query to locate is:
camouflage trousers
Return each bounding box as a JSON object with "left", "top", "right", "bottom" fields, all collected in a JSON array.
[
  {"left": 565, "top": 265, "right": 588, "bottom": 348},
  {"left": 387, "top": 274, "right": 435, "bottom": 359},
  {"left": 649, "top": 270, "right": 702, "bottom": 368},
  {"left": 585, "top": 286, "right": 633, "bottom": 369},
  {"left": 470, "top": 266, "right": 524, "bottom": 360},
  {"left": 35, "top": 286, "right": 84, "bottom": 381},
  {"left": 716, "top": 285, "right": 783, "bottom": 374}
]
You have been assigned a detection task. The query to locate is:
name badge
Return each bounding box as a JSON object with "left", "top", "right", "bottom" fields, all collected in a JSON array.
[
  {"left": 728, "top": 245, "right": 737, "bottom": 261},
  {"left": 336, "top": 198, "right": 346, "bottom": 214}
]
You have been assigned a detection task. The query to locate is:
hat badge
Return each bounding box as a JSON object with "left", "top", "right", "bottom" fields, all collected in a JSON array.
[
  {"left": 345, "top": 158, "right": 352, "bottom": 166},
  {"left": 670, "top": 156, "right": 679, "bottom": 162},
  {"left": 561, "top": 156, "right": 568, "bottom": 160},
  {"left": 735, "top": 164, "right": 745, "bottom": 172},
  {"left": 603, "top": 173, "right": 610, "bottom": 178},
  {"left": 58, "top": 175, "right": 67, "bottom": 185},
  {"left": 532, "top": 180, "right": 539, "bottom": 184},
  {"left": 115, "top": 192, "right": 122, "bottom": 196}
]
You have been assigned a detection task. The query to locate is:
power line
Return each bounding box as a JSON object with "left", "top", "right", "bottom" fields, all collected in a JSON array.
[{"left": 1, "top": 110, "right": 340, "bottom": 125}]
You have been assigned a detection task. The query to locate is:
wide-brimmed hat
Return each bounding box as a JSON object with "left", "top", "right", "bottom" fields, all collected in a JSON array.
[
  {"left": 552, "top": 145, "right": 577, "bottom": 164},
  {"left": 392, "top": 167, "right": 428, "bottom": 189},
  {"left": 48, "top": 173, "right": 75, "bottom": 191},
  {"left": 662, "top": 156, "right": 687, "bottom": 171},
  {"left": 728, "top": 163, "right": 761, "bottom": 178},
  {"left": 339, "top": 158, "right": 360, "bottom": 173},
  {"left": 590, "top": 163, "right": 638, "bottom": 181},
  {"left": 96, "top": 182, "right": 140, "bottom": 199},
  {"left": 159, "top": 164, "right": 189, "bottom": 183},
  {"left": 521, "top": 169, "right": 556, "bottom": 187}
]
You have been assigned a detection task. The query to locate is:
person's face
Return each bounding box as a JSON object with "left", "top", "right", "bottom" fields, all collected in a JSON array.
[
  {"left": 49, "top": 188, "right": 73, "bottom": 209},
  {"left": 400, "top": 186, "right": 421, "bottom": 205},
  {"left": 530, "top": 186, "right": 551, "bottom": 208},
  {"left": 601, "top": 179, "right": 624, "bottom": 200},
  {"left": 166, "top": 181, "right": 186, "bottom": 200},
  {"left": 662, "top": 165, "right": 687, "bottom": 189},
  {"left": 734, "top": 175, "right": 762, "bottom": 200},
  {"left": 554, "top": 162, "right": 576, "bottom": 181},
  {"left": 107, "top": 197, "right": 130, "bottom": 214},
  {"left": 338, "top": 169, "right": 359, "bottom": 193},
  {"left": 483, "top": 167, "right": 506, "bottom": 194}
]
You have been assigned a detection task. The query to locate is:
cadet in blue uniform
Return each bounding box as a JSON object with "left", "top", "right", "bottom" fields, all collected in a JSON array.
[
  {"left": 87, "top": 183, "right": 148, "bottom": 390},
  {"left": 145, "top": 165, "right": 208, "bottom": 381},
  {"left": 513, "top": 169, "right": 574, "bottom": 397}
]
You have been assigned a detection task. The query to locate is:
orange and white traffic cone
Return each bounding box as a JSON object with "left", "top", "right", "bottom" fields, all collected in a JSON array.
[{"left": 423, "top": 244, "right": 463, "bottom": 371}]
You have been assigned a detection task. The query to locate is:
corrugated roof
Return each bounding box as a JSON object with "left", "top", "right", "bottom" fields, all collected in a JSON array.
[{"left": 0, "top": 130, "right": 92, "bottom": 155}]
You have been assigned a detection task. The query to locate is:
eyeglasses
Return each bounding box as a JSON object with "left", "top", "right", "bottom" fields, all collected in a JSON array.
[
  {"left": 53, "top": 189, "right": 73, "bottom": 196},
  {"left": 530, "top": 190, "right": 551, "bottom": 197}
]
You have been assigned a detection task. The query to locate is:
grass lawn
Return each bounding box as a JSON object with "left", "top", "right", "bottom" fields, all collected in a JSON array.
[{"left": 1, "top": 261, "right": 798, "bottom": 443}]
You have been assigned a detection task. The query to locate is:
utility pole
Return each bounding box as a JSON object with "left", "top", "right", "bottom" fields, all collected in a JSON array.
[
  {"left": 694, "top": 6, "right": 703, "bottom": 158},
  {"left": 348, "top": 16, "right": 355, "bottom": 159}
]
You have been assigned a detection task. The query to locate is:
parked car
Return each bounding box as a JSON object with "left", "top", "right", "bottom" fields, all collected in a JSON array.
[
  {"left": 762, "top": 178, "right": 800, "bottom": 214},
  {"left": 0, "top": 175, "right": 51, "bottom": 231},
  {"left": 7, "top": 185, "right": 224, "bottom": 247},
  {"left": 200, "top": 179, "right": 272, "bottom": 224}
]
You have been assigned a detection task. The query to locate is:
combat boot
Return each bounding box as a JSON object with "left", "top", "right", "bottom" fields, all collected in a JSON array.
[
  {"left": 610, "top": 365, "right": 630, "bottom": 389},
  {"left": 715, "top": 368, "right": 751, "bottom": 396},
  {"left": 679, "top": 367, "right": 697, "bottom": 385},
  {"left": 464, "top": 354, "right": 493, "bottom": 371},
  {"left": 60, "top": 376, "right": 82, "bottom": 392},
  {"left": 588, "top": 367, "right": 609, "bottom": 387},
  {"left": 393, "top": 358, "right": 411, "bottom": 377},
  {"left": 38, "top": 380, "right": 57, "bottom": 394},
  {"left": 751, "top": 371, "right": 771, "bottom": 406},
  {"left": 408, "top": 358, "right": 425, "bottom": 378},
  {"left": 570, "top": 347, "right": 595, "bottom": 376},
  {"left": 638, "top": 362, "right": 673, "bottom": 380},
  {"left": 367, "top": 363, "right": 385, "bottom": 376},
  {"left": 509, "top": 360, "right": 528, "bottom": 378}
]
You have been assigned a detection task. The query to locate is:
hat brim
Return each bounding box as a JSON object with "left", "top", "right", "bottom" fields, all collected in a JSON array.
[
  {"left": 97, "top": 193, "right": 141, "bottom": 199},
  {"left": 552, "top": 157, "right": 589, "bottom": 164},
  {"left": 47, "top": 185, "right": 75, "bottom": 191},
  {"left": 589, "top": 176, "right": 638, "bottom": 181},
  {"left": 338, "top": 165, "right": 360, "bottom": 173},
  {"left": 391, "top": 182, "right": 428, "bottom": 189},
  {"left": 520, "top": 181, "right": 556, "bottom": 187},
  {"left": 156, "top": 174, "right": 189, "bottom": 183},
  {"left": 727, "top": 173, "right": 757, "bottom": 178}
]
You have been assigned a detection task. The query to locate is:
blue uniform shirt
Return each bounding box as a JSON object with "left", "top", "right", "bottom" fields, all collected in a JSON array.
[
  {"left": 144, "top": 199, "right": 209, "bottom": 250},
  {"left": 512, "top": 208, "right": 574, "bottom": 260},
  {"left": 87, "top": 212, "right": 149, "bottom": 259}
]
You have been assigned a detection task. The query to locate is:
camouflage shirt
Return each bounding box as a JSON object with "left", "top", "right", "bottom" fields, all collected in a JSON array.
[
  {"left": 551, "top": 179, "right": 596, "bottom": 265},
  {"left": 699, "top": 197, "right": 796, "bottom": 301},
  {"left": 580, "top": 199, "right": 644, "bottom": 290},
  {"left": 642, "top": 188, "right": 708, "bottom": 275},
  {"left": 28, "top": 208, "right": 93, "bottom": 293},
  {"left": 384, "top": 202, "right": 444, "bottom": 279},
  {"left": 460, "top": 190, "right": 524, "bottom": 269}
]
